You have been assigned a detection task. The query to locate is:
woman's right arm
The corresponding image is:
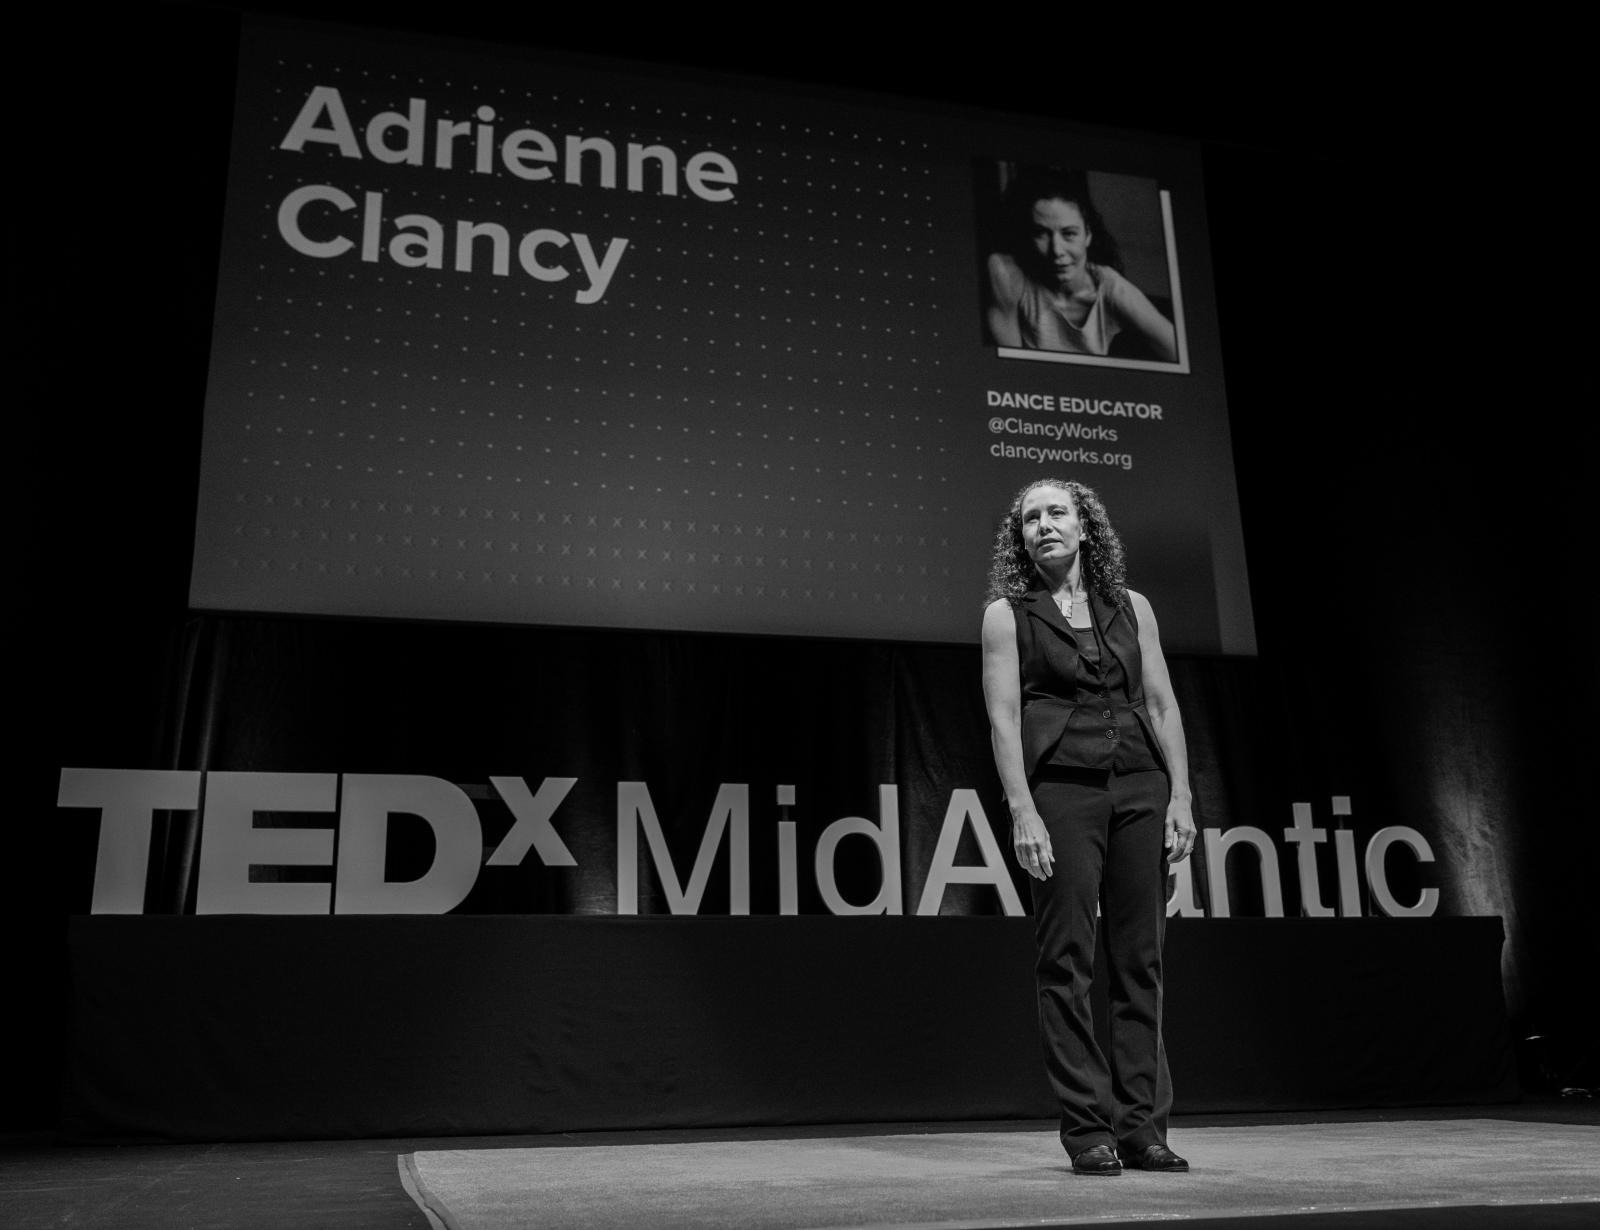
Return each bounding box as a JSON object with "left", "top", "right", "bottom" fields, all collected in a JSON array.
[
  {"left": 982, "top": 599, "right": 1054, "bottom": 880},
  {"left": 985, "top": 253, "right": 1025, "bottom": 347}
]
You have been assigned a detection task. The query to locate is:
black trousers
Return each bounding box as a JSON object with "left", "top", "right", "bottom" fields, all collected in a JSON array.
[{"left": 1029, "top": 766, "right": 1172, "bottom": 1155}]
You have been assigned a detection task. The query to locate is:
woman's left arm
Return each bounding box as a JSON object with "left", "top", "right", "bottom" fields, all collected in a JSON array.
[
  {"left": 1095, "top": 266, "right": 1179, "bottom": 364},
  {"left": 1129, "top": 589, "right": 1196, "bottom": 861}
]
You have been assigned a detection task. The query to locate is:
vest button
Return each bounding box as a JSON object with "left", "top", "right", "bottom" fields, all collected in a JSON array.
[
  {"left": 1105, "top": 729, "right": 1118, "bottom": 740},
  {"left": 1102, "top": 709, "right": 1113, "bottom": 719}
]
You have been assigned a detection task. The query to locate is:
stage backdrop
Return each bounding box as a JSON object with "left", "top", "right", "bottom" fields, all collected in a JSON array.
[
  {"left": 60, "top": 616, "right": 1438, "bottom": 923},
  {"left": 56, "top": 616, "right": 1505, "bottom": 1137},
  {"left": 190, "top": 17, "right": 1253, "bottom": 653}
]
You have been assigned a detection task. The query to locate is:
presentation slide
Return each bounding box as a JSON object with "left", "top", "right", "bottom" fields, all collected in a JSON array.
[{"left": 191, "top": 18, "right": 1254, "bottom": 652}]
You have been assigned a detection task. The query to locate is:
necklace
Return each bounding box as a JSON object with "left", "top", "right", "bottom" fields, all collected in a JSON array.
[{"left": 1054, "top": 590, "right": 1085, "bottom": 614}]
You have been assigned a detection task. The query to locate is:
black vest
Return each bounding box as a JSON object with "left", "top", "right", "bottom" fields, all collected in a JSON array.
[{"left": 1014, "top": 587, "right": 1163, "bottom": 779}]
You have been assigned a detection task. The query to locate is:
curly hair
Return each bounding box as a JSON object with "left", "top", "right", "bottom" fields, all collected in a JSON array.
[{"left": 985, "top": 478, "right": 1128, "bottom": 608}]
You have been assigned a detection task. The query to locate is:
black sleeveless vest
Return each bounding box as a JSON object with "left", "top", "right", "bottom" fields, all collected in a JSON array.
[{"left": 1014, "top": 587, "right": 1164, "bottom": 779}]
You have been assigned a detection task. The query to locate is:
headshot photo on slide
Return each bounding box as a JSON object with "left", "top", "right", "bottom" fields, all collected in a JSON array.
[{"left": 977, "top": 160, "right": 1190, "bottom": 374}]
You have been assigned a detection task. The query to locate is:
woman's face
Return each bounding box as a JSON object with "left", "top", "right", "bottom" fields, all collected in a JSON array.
[
  {"left": 1020, "top": 485, "right": 1083, "bottom": 567},
  {"left": 1029, "top": 198, "right": 1092, "bottom": 290}
]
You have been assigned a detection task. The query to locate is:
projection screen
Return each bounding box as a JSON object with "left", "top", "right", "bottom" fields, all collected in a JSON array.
[{"left": 191, "top": 18, "right": 1255, "bottom": 653}]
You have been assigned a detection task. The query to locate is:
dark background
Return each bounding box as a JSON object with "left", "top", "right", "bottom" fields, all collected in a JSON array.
[{"left": 12, "top": 4, "right": 1592, "bottom": 1130}]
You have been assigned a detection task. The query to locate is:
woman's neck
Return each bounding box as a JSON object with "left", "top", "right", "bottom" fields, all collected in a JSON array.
[
  {"left": 1049, "top": 267, "right": 1096, "bottom": 301},
  {"left": 1036, "top": 558, "right": 1083, "bottom": 600}
]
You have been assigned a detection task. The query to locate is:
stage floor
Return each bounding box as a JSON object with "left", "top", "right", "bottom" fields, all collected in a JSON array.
[{"left": 6, "top": 1103, "right": 1598, "bottom": 1230}]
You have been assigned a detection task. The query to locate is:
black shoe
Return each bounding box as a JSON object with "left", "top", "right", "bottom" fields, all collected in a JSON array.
[
  {"left": 1070, "top": 1144, "right": 1122, "bottom": 1176},
  {"left": 1122, "top": 1143, "right": 1189, "bottom": 1172}
]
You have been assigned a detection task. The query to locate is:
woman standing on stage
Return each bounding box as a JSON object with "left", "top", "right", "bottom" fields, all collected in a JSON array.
[{"left": 980, "top": 478, "right": 1194, "bottom": 1176}]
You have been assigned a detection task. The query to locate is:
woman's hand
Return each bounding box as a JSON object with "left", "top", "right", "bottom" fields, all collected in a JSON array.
[
  {"left": 1165, "top": 796, "right": 1197, "bottom": 863},
  {"left": 1013, "top": 810, "right": 1055, "bottom": 880}
]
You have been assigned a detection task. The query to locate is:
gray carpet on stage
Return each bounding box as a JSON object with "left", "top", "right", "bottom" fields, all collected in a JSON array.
[{"left": 401, "top": 1118, "right": 1599, "bottom": 1229}]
